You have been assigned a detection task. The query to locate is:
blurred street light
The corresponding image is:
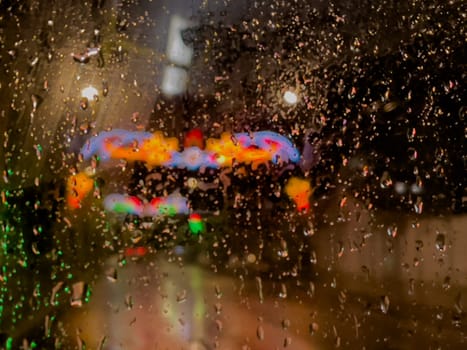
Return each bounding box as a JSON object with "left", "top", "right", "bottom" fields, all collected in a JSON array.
[
  {"left": 283, "top": 90, "right": 298, "bottom": 105},
  {"left": 81, "top": 86, "right": 99, "bottom": 101}
]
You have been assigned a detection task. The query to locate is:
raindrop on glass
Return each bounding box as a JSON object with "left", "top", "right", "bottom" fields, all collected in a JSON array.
[
  {"left": 279, "top": 283, "right": 287, "bottom": 299},
  {"left": 387, "top": 225, "right": 397, "bottom": 238},
  {"left": 70, "top": 282, "right": 85, "bottom": 308},
  {"left": 443, "top": 276, "right": 451, "bottom": 290},
  {"left": 435, "top": 233, "right": 446, "bottom": 252},
  {"left": 256, "top": 277, "right": 264, "bottom": 303},
  {"left": 380, "top": 295, "right": 390, "bottom": 314},
  {"left": 310, "top": 250, "right": 317, "bottom": 264},
  {"left": 106, "top": 267, "right": 117, "bottom": 283},
  {"left": 256, "top": 325, "right": 264, "bottom": 340},
  {"left": 380, "top": 171, "right": 392, "bottom": 189}
]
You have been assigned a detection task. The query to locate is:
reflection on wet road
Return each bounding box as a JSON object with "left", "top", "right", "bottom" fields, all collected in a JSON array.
[
  {"left": 68, "top": 255, "right": 319, "bottom": 349},
  {"left": 59, "top": 209, "right": 467, "bottom": 350}
]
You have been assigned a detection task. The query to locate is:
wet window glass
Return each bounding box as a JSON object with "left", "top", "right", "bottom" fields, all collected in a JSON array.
[{"left": 0, "top": 0, "right": 465, "bottom": 348}]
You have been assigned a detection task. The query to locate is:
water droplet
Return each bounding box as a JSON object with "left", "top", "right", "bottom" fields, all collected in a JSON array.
[
  {"left": 361, "top": 265, "right": 370, "bottom": 280},
  {"left": 383, "top": 101, "right": 398, "bottom": 112},
  {"left": 215, "top": 284, "right": 222, "bottom": 299},
  {"left": 125, "top": 294, "right": 133, "bottom": 309},
  {"left": 70, "top": 282, "right": 85, "bottom": 307},
  {"left": 256, "top": 325, "right": 264, "bottom": 340},
  {"left": 380, "top": 295, "right": 390, "bottom": 314},
  {"left": 334, "top": 335, "right": 341, "bottom": 348},
  {"left": 309, "top": 322, "right": 319, "bottom": 336},
  {"left": 176, "top": 290, "right": 187, "bottom": 303},
  {"left": 278, "top": 283, "right": 287, "bottom": 299},
  {"left": 415, "top": 240, "right": 424, "bottom": 252},
  {"left": 283, "top": 337, "right": 292, "bottom": 347},
  {"left": 106, "top": 267, "right": 117, "bottom": 282},
  {"left": 98, "top": 335, "right": 107, "bottom": 350},
  {"left": 452, "top": 314, "right": 462, "bottom": 328},
  {"left": 338, "top": 290, "right": 347, "bottom": 305},
  {"left": 31, "top": 242, "right": 40, "bottom": 255},
  {"left": 380, "top": 171, "right": 392, "bottom": 189},
  {"left": 215, "top": 319, "right": 223, "bottom": 332},
  {"left": 407, "top": 127, "right": 416, "bottom": 142},
  {"left": 435, "top": 233, "right": 446, "bottom": 252},
  {"left": 387, "top": 224, "right": 397, "bottom": 238},
  {"left": 337, "top": 241, "right": 344, "bottom": 258},
  {"left": 188, "top": 340, "right": 208, "bottom": 349},
  {"left": 454, "top": 293, "right": 463, "bottom": 314},
  {"left": 76, "top": 329, "right": 85, "bottom": 350},
  {"left": 414, "top": 197, "right": 423, "bottom": 214},
  {"left": 408, "top": 278, "right": 415, "bottom": 295},
  {"left": 310, "top": 250, "right": 317, "bottom": 264},
  {"left": 408, "top": 147, "right": 418, "bottom": 160},
  {"left": 214, "top": 302, "right": 222, "bottom": 314},
  {"left": 50, "top": 282, "right": 64, "bottom": 306},
  {"left": 362, "top": 165, "right": 370, "bottom": 177},
  {"left": 410, "top": 177, "right": 424, "bottom": 194},
  {"left": 443, "top": 276, "right": 451, "bottom": 290},
  {"left": 304, "top": 224, "right": 315, "bottom": 236},
  {"left": 308, "top": 281, "right": 315, "bottom": 298},
  {"left": 278, "top": 239, "right": 288, "bottom": 258},
  {"left": 45, "top": 315, "right": 53, "bottom": 338},
  {"left": 255, "top": 277, "right": 264, "bottom": 303},
  {"left": 281, "top": 319, "right": 290, "bottom": 330}
]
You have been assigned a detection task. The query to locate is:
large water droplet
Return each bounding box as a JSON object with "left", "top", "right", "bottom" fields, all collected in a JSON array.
[
  {"left": 256, "top": 325, "right": 264, "bottom": 340},
  {"left": 414, "top": 197, "right": 423, "bottom": 214},
  {"left": 214, "top": 302, "right": 222, "bottom": 314},
  {"left": 380, "top": 171, "right": 392, "bottom": 189},
  {"left": 407, "top": 147, "right": 418, "bottom": 160},
  {"left": 304, "top": 224, "right": 315, "bottom": 236},
  {"left": 76, "top": 329, "right": 86, "bottom": 350},
  {"left": 408, "top": 278, "right": 415, "bottom": 296},
  {"left": 70, "top": 282, "right": 85, "bottom": 308},
  {"left": 415, "top": 240, "right": 424, "bottom": 252},
  {"left": 310, "top": 250, "right": 317, "bottom": 264},
  {"left": 454, "top": 293, "right": 463, "bottom": 314},
  {"left": 125, "top": 294, "right": 133, "bottom": 310},
  {"left": 176, "top": 290, "right": 187, "bottom": 303},
  {"left": 106, "top": 267, "right": 117, "bottom": 282},
  {"left": 215, "top": 284, "right": 222, "bottom": 299},
  {"left": 98, "top": 335, "right": 107, "bottom": 350},
  {"left": 435, "top": 233, "right": 446, "bottom": 252},
  {"left": 338, "top": 290, "right": 347, "bottom": 305},
  {"left": 361, "top": 265, "right": 370, "bottom": 280},
  {"left": 387, "top": 224, "right": 397, "bottom": 238},
  {"left": 443, "top": 276, "right": 451, "bottom": 290},
  {"left": 309, "top": 322, "right": 319, "bottom": 336},
  {"left": 337, "top": 241, "right": 344, "bottom": 258},
  {"left": 380, "top": 295, "right": 390, "bottom": 314},
  {"left": 255, "top": 277, "right": 264, "bottom": 303},
  {"left": 279, "top": 283, "right": 287, "bottom": 299},
  {"left": 308, "top": 281, "right": 315, "bottom": 298}
]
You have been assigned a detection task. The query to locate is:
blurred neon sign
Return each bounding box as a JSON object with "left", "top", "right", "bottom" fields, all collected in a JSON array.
[
  {"left": 79, "top": 129, "right": 300, "bottom": 169},
  {"left": 67, "top": 129, "right": 310, "bottom": 215}
]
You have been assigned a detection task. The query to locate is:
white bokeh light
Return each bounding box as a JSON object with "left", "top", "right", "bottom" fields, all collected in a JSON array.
[
  {"left": 283, "top": 90, "right": 298, "bottom": 104},
  {"left": 81, "top": 86, "right": 99, "bottom": 101}
]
